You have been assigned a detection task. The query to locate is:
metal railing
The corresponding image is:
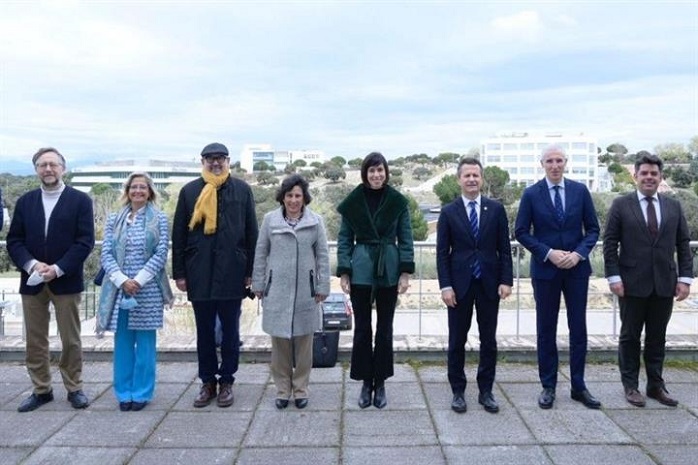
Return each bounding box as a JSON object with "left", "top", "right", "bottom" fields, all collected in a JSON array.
[{"left": 0, "top": 241, "right": 696, "bottom": 339}]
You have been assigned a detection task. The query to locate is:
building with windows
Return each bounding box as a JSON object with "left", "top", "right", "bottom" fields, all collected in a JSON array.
[
  {"left": 239, "top": 144, "right": 325, "bottom": 172},
  {"left": 480, "top": 132, "right": 603, "bottom": 191},
  {"left": 70, "top": 159, "right": 202, "bottom": 193}
]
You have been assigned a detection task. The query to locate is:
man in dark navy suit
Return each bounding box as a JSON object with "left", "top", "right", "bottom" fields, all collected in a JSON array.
[
  {"left": 7, "top": 147, "right": 95, "bottom": 412},
  {"left": 604, "top": 152, "right": 692, "bottom": 407},
  {"left": 437, "top": 158, "right": 513, "bottom": 413},
  {"left": 515, "top": 145, "right": 601, "bottom": 410}
]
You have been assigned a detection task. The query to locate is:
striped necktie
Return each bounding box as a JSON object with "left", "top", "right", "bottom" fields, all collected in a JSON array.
[
  {"left": 553, "top": 185, "right": 564, "bottom": 224},
  {"left": 468, "top": 201, "right": 481, "bottom": 279}
]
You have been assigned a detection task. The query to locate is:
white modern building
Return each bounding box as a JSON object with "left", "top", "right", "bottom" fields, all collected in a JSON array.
[
  {"left": 70, "top": 159, "right": 202, "bottom": 193},
  {"left": 480, "top": 132, "right": 601, "bottom": 191},
  {"left": 239, "top": 144, "right": 325, "bottom": 172}
]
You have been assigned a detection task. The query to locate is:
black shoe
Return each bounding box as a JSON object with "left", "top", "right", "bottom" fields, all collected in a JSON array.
[
  {"left": 571, "top": 389, "right": 601, "bottom": 409},
  {"left": 295, "top": 398, "right": 308, "bottom": 409},
  {"left": 451, "top": 393, "right": 467, "bottom": 413},
  {"left": 478, "top": 391, "right": 500, "bottom": 413},
  {"left": 358, "top": 381, "right": 372, "bottom": 409},
  {"left": 538, "top": 388, "right": 555, "bottom": 409},
  {"left": 373, "top": 385, "right": 387, "bottom": 409},
  {"left": 18, "top": 391, "right": 54, "bottom": 412},
  {"left": 67, "top": 390, "right": 89, "bottom": 409},
  {"left": 131, "top": 401, "right": 148, "bottom": 411},
  {"left": 119, "top": 401, "right": 132, "bottom": 412},
  {"left": 275, "top": 399, "right": 289, "bottom": 410}
]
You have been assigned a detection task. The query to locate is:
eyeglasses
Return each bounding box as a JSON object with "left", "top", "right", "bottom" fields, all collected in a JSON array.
[
  {"left": 35, "top": 162, "right": 64, "bottom": 170},
  {"left": 128, "top": 184, "right": 150, "bottom": 191},
  {"left": 203, "top": 155, "right": 229, "bottom": 164}
]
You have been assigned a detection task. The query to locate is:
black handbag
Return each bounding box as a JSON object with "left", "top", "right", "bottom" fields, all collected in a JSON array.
[
  {"left": 93, "top": 267, "right": 106, "bottom": 286},
  {"left": 312, "top": 330, "right": 339, "bottom": 368}
]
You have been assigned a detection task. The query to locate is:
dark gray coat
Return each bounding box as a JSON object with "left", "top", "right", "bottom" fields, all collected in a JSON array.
[
  {"left": 172, "top": 176, "right": 258, "bottom": 301},
  {"left": 251, "top": 207, "right": 330, "bottom": 338}
]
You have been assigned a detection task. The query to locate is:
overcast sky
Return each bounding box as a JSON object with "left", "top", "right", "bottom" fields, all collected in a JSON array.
[{"left": 1, "top": 0, "right": 696, "bottom": 172}]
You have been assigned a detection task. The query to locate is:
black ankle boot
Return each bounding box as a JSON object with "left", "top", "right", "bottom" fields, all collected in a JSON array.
[
  {"left": 358, "top": 380, "right": 372, "bottom": 409},
  {"left": 373, "top": 380, "right": 387, "bottom": 409}
]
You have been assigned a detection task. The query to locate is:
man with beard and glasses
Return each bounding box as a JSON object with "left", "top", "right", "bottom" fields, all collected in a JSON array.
[{"left": 7, "top": 147, "right": 95, "bottom": 412}]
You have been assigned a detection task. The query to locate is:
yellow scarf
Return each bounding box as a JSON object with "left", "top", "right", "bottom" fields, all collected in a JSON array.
[{"left": 188, "top": 170, "right": 230, "bottom": 234}]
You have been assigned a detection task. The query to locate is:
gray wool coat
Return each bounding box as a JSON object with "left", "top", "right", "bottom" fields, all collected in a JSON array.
[{"left": 251, "top": 207, "right": 331, "bottom": 338}]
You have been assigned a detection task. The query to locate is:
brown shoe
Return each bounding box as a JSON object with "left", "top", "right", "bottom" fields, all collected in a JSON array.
[
  {"left": 217, "top": 382, "right": 234, "bottom": 408},
  {"left": 625, "top": 388, "right": 646, "bottom": 407},
  {"left": 647, "top": 387, "right": 679, "bottom": 407},
  {"left": 193, "top": 382, "right": 217, "bottom": 408}
]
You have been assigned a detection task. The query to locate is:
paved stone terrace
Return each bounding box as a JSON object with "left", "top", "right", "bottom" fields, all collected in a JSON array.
[{"left": 1, "top": 358, "right": 697, "bottom": 465}]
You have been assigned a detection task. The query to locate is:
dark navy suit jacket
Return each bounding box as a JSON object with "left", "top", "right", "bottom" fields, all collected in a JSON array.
[
  {"left": 437, "top": 196, "right": 513, "bottom": 301},
  {"left": 515, "top": 178, "right": 599, "bottom": 280},
  {"left": 7, "top": 186, "right": 95, "bottom": 295}
]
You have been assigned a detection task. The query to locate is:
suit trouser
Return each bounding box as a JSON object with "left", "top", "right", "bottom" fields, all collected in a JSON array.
[
  {"left": 447, "top": 279, "right": 499, "bottom": 394},
  {"left": 192, "top": 300, "right": 241, "bottom": 385},
  {"left": 532, "top": 273, "right": 589, "bottom": 392},
  {"left": 270, "top": 334, "right": 313, "bottom": 400},
  {"left": 618, "top": 293, "right": 673, "bottom": 392},
  {"left": 113, "top": 308, "right": 157, "bottom": 403},
  {"left": 349, "top": 285, "right": 397, "bottom": 382},
  {"left": 22, "top": 287, "right": 83, "bottom": 395}
]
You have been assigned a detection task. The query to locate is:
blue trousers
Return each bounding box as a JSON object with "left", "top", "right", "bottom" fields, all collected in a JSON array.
[{"left": 113, "top": 309, "right": 157, "bottom": 403}]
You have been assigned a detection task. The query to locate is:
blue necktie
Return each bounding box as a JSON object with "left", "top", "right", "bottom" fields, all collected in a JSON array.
[
  {"left": 553, "top": 185, "right": 564, "bottom": 224},
  {"left": 469, "top": 201, "right": 481, "bottom": 279}
]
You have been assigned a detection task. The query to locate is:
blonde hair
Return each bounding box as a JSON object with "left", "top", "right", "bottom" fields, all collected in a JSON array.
[{"left": 120, "top": 171, "right": 157, "bottom": 205}]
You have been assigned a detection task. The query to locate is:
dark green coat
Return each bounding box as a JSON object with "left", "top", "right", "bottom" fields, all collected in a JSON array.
[{"left": 336, "top": 185, "right": 415, "bottom": 287}]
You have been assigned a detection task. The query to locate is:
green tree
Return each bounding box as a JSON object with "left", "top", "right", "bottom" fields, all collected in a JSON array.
[
  {"left": 292, "top": 159, "right": 307, "bottom": 168},
  {"left": 433, "top": 174, "right": 460, "bottom": 205},
  {"left": 670, "top": 167, "right": 694, "bottom": 188},
  {"left": 482, "top": 166, "right": 509, "bottom": 201},
  {"left": 434, "top": 152, "right": 460, "bottom": 168},
  {"left": 324, "top": 165, "right": 346, "bottom": 182},
  {"left": 608, "top": 162, "right": 624, "bottom": 174},
  {"left": 283, "top": 164, "right": 296, "bottom": 174},
  {"left": 412, "top": 167, "right": 433, "bottom": 180},
  {"left": 387, "top": 175, "right": 403, "bottom": 187},
  {"left": 606, "top": 143, "right": 629, "bottom": 157},
  {"left": 655, "top": 143, "right": 691, "bottom": 163},
  {"left": 256, "top": 171, "right": 278, "bottom": 186},
  {"left": 688, "top": 135, "right": 698, "bottom": 157},
  {"left": 330, "top": 156, "right": 346, "bottom": 167},
  {"left": 406, "top": 194, "right": 428, "bottom": 241},
  {"left": 347, "top": 158, "right": 363, "bottom": 169},
  {"left": 310, "top": 161, "right": 323, "bottom": 169},
  {"left": 253, "top": 161, "right": 272, "bottom": 172}
]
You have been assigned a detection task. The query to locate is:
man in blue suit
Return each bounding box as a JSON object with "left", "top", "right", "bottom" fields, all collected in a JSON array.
[
  {"left": 515, "top": 145, "right": 601, "bottom": 410},
  {"left": 7, "top": 147, "right": 95, "bottom": 412},
  {"left": 437, "top": 158, "right": 513, "bottom": 413}
]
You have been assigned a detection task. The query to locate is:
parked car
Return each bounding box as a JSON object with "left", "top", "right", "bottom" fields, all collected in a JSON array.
[{"left": 322, "top": 293, "right": 353, "bottom": 331}]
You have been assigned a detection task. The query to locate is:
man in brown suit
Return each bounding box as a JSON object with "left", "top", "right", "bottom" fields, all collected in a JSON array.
[{"left": 603, "top": 152, "right": 693, "bottom": 407}]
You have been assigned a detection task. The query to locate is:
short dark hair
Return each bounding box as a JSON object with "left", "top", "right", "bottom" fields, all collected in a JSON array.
[
  {"left": 457, "top": 157, "right": 483, "bottom": 177},
  {"left": 634, "top": 151, "right": 663, "bottom": 173},
  {"left": 32, "top": 147, "right": 66, "bottom": 167},
  {"left": 360, "top": 152, "right": 390, "bottom": 186},
  {"left": 275, "top": 174, "right": 312, "bottom": 205}
]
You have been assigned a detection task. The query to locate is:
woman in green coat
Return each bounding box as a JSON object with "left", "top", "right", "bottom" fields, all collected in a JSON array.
[{"left": 336, "top": 152, "right": 415, "bottom": 409}]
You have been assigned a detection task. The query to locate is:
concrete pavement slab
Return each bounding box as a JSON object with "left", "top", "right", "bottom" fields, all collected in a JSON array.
[
  {"left": 129, "top": 448, "right": 237, "bottom": 465},
  {"left": 145, "top": 411, "right": 252, "bottom": 448},
  {"left": 543, "top": 445, "right": 657, "bottom": 465},
  {"left": 237, "top": 446, "right": 339, "bottom": 465},
  {"left": 154, "top": 361, "right": 198, "bottom": 383},
  {"left": 309, "top": 365, "right": 344, "bottom": 383},
  {"left": 343, "top": 410, "right": 438, "bottom": 446},
  {"left": 44, "top": 411, "right": 166, "bottom": 447},
  {"left": 606, "top": 409, "right": 698, "bottom": 445},
  {"left": 0, "top": 412, "right": 76, "bottom": 447},
  {"left": 173, "top": 382, "right": 265, "bottom": 411},
  {"left": 0, "top": 447, "right": 31, "bottom": 465},
  {"left": 644, "top": 445, "right": 698, "bottom": 465},
  {"left": 518, "top": 409, "right": 634, "bottom": 444},
  {"left": 343, "top": 380, "right": 427, "bottom": 411},
  {"left": 432, "top": 408, "right": 536, "bottom": 446},
  {"left": 443, "top": 445, "right": 551, "bottom": 465},
  {"left": 0, "top": 382, "right": 27, "bottom": 408},
  {"left": 257, "top": 383, "right": 343, "bottom": 411},
  {"left": 21, "top": 446, "right": 136, "bottom": 465},
  {"left": 243, "top": 411, "right": 340, "bottom": 447},
  {"left": 343, "top": 445, "right": 445, "bottom": 465}
]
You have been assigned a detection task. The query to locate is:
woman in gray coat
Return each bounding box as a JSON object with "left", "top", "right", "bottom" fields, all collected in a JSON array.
[{"left": 252, "top": 174, "right": 331, "bottom": 409}]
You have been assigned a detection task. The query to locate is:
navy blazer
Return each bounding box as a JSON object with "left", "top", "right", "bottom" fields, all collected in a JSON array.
[
  {"left": 7, "top": 186, "right": 95, "bottom": 295},
  {"left": 515, "top": 178, "right": 599, "bottom": 280},
  {"left": 436, "top": 196, "right": 513, "bottom": 301},
  {"left": 603, "top": 192, "right": 692, "bottom": 298}
]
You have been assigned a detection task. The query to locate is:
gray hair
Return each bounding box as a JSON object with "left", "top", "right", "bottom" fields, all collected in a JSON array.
[
  {"left": 120, "top": 171, "right": 157, "bottom": 205},
  {"left": 540, "top": 144, "right": 568, "bottom": 161}
]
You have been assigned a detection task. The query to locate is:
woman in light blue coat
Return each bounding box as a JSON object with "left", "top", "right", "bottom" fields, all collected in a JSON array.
[
  {"left": 252, "top": 174, "right": 330, "bottom": 409},
  {"left": 97, "top": 172, "right": 173, "bottom": 412}
]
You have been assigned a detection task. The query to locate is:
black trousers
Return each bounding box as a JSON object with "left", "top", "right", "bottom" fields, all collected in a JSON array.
[
  {"left": 447, "top": 279, "right": 499, "bottom": 394},
  {"left": 192, "top": 299, "right": 242, "bottom": 385},
  {"left": 349, "top": 285, "right": 398, "bottom": 382},
  {"left": 618, "top": 293, "right": 673, "bottom": 392}
]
